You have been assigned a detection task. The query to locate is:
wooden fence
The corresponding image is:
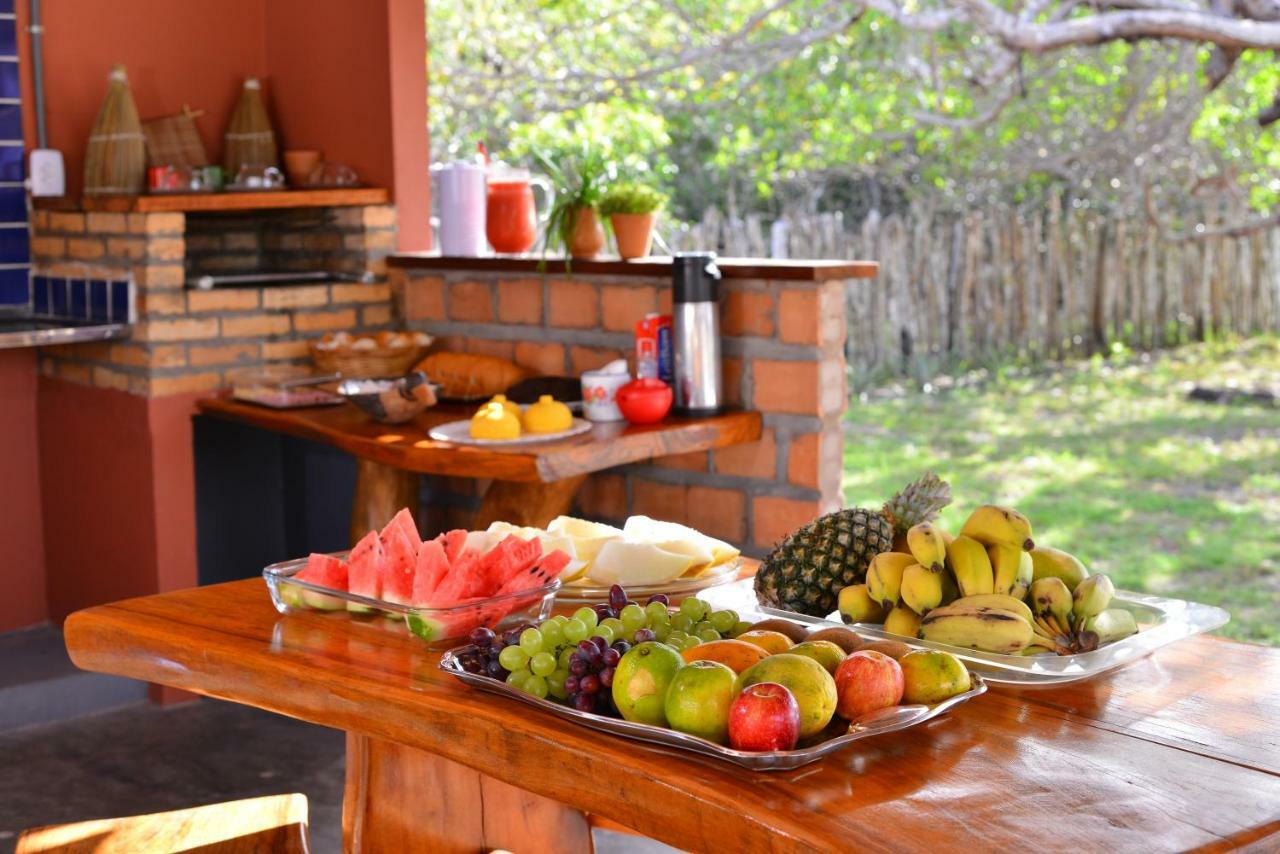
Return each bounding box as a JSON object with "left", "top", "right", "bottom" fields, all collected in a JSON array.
[{"left": 668, "top": 199, "right": 1280, "bottom": 381}]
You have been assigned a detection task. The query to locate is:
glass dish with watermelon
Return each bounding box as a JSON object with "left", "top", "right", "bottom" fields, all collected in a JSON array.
[{"left": 263, "top": 509, "right": 570, "bottom": 648}]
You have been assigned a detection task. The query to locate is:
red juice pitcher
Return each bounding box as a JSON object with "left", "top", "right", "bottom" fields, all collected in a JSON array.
[{"left": 486, "top": 164, "right": 553, "bottom": 254}]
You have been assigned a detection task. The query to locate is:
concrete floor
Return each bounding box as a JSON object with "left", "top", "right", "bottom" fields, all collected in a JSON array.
[
  {"left": 0, "top": 700, "right": 345, "bottom": 854},
  {"left": 0, "top": 698, "right": 679, "bottom": 854}
]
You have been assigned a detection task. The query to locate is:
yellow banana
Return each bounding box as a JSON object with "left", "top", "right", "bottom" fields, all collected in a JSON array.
[
  {"left": 939, "top": 570, "right": 961, "bottom": 606},
  {"left": 1030, "top": 546, "right": 1089, "bottom": 591},
  {"left": 987, "top": 543, "right": 1025, "bottom": 596},
  {"left": 1010, "top": 550, "right": 1034, "bottom": 600},
  {"left": 883, "top": 603, "right": 923, "bottom": 638},
  {"left": 838, "top": 583, "right": 886, "bottom": 624},
  {"left": 960, "top": 505, "right": 1035, "bottom": 551},
  {"left": 919, "top": 606, "right": 1033, "bottom": 653},
  {"left": 900, "top": 563, "right": 944, "bottom": 615},
  {"left": 866, "top": 552, "right": 915, "bottom": 609},
  {"left": 906, "top": 522, "right": 948, "bottom": 572},
  {"left": 946, "top": 536, "right": 994, "bottom": 598},
  {"left": 1028, "top": 577, "right": 1074, "bottom": 636},
  {"left": 950, "top": 593, "right": 1034, "bottom": 626}
]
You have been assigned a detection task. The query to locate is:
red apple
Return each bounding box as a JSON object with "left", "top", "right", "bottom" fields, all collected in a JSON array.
[
  {"left": 834, "top": 650, "right": 904, "bottom": 720},
  {"left": 728, "top": 682, "right": 802, "bottom": 751}
]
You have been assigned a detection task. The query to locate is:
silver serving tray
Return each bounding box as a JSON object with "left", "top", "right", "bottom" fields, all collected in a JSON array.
[
  {"left": 439, "top": 648, "right": 986, "bottom": 770},
  {"left": 699, "top": 579, "right": 1230, "bottom": 686}
]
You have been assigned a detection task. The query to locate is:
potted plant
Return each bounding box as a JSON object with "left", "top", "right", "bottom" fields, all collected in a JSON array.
[
  {"left": 599, "top": 183, "right": 667, "bottom": 259},
  {"left": 535, "top": 143, "right": 609, "bottom": 260}
]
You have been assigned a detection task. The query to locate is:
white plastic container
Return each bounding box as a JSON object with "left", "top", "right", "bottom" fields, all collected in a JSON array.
[{"left": 431, "top": 161, "right": 487, "bottom": 256}]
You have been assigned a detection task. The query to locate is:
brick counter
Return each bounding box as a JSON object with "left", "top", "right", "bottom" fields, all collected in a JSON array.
[{"left": 388, "top": 255, "right": 877, "bottom": 555}]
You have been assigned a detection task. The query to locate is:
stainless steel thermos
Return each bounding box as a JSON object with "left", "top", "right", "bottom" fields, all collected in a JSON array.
[{"left": 671, "top": 252, "right": 723, "bottom": 415}]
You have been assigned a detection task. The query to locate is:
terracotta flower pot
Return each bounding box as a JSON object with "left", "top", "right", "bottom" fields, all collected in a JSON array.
[
  {"left": 566, "top": 206, "right": 605, "bottom": 259},
  {"left": 283, "top": 150, "right": 322, "bottom": 187},
  {"left": 610, "top": 212, "right": 657, "bottom": 259}
]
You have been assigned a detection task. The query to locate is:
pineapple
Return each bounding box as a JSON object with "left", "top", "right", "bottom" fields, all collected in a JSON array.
[{"left": 754, "top": 473, "right": 952, "bottom": 617}]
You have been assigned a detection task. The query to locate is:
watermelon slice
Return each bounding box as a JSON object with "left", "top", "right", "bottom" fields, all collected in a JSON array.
[
  {"left": 427, "top": 549, "right": 484, "bottom": 604},
  {"left": 296, "top": 552, "right": 348, "bottom": 591},
  {"left": 497, "top": 548, "right": 572, "bottom": 595},
  {"left": 379, "top": 524, "right": 417, "bottom": 605},
  {"left": 381, "top": 508, "right": 422, "bottom": 552},
  {"left": 347, "top": 530, "right": 385, "bottom": 604},
  {"left": 482, "top": 535, "right": 543, "bottom": 593},
  {"left": 442, "top": 529, "right": 468, "bottom": 565},
  {"left": 412, "top": 538, "right": 450, "bottom": 605}
]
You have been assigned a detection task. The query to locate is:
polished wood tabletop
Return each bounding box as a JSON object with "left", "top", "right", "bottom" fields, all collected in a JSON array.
[
  {"left": 197, "top": 398, "right": 762, "bottom": 484},
  {"left": 64, "top": 577, "right": 1280, "bottom": 853}
]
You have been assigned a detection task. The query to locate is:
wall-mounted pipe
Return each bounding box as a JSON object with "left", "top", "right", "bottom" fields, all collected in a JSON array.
[{"left": 29, "top": 0, "right": 47, "bottom": 148}]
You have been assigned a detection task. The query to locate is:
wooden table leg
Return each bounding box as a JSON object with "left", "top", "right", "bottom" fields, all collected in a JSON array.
[
  {"left": 350, "top": 459, "right": 420, "bottom": 545},
  {"left": 473, "top": 475, "right": 588, "bottom": 530},
  {"left": 342, "top": 733, "right": 592, "bottom": 854}
]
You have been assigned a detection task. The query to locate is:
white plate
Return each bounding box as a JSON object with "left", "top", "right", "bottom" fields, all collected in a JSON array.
[{"left": 428, "top": 417, "right": 595, "bottom": 447}]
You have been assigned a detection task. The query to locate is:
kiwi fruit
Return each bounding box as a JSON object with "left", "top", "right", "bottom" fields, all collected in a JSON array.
[
  {"left": 746, "top": 618, "right": 810, "bottom": 644},
  {"left": 859, "top": 639, "right": 913, "bottom": 661},
  {"left": 804, "top": 626, "right": 865, "bottom": 654}
]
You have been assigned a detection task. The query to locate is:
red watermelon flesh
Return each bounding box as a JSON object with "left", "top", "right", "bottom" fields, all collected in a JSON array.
[
  {"left": 379, "top": 524, "right": 417, "bottom": 605},
  {"left": 412, "top": 538, "right": 450, "bottom": 604},
  {"left": 347, "top": 531, "right": 385, "bottom": 601},
  {"left": 424, "top": 549, "right": 480, "bottom": 605},
  {"left": 497, "top": 549, "right": 571, "bottom": 595},
  {"left": 442, "top": 529, "right": 468, "bottom": 565},
  {"left": 381, "top": 508, "right": 422, "bottom": 552},
  {"left": 296, "top": 553, "right": 348, "bottom": 591},
  {"left": 481, "top": 535, "right": 542, "bottom": 592}
]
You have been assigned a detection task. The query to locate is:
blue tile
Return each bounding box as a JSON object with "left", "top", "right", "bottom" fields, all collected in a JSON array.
[
  {"left": 0, "top": 225, "right": 26, "bottom": 262},
  {"left": 109, "top": 280, "right": 130, "bottom": 322},
  {"left": 0, "top": 2, "right": 14, "bottom": 16},
  {"left": 50, "top": 277, "right": 67, "bottom": 315},
  {"left": 0, "top": 104, "right": 21, "bottom": 141},
  {"left": 0, "top": 19, "right": 14, "bottom": 57},
  {"left": 89, "top": 280, "right": 109, "bottom": 322},
  {"left": 0, "top": 62, "right": 16, "bottom": 100},
  {"left": 0, "top": 186, "right": 24, "bottom": 222},
  {"left": 0, "top": 145, "right": 20, "bottom": 181},
  {"left": 0, "top": 265, "right": 25, "bottom": 305},
  {"left": 33, "top": 275, "right": 48, "bottom": 314},
  {"left": 69, "top": 278, "right": 87, "bottom": 319}
]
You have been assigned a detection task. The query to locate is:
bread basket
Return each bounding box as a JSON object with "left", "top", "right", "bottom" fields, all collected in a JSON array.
[{"left": 309, "top": 331, "right": 433, "bottom": 378}]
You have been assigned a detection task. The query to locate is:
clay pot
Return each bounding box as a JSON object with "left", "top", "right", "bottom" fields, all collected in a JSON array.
[
  {"left": 610, "top": 212, "right": 657, "bottom": 259},
  {"left": 283, "top": 150, "right": 322, "bottom": 187},
  {"left": 566, "top": 206, "right": 606, "bottom": 259}
]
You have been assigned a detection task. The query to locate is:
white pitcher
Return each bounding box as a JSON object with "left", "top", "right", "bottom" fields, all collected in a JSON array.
[{"left": 431, "top": 161, "right": 488, "bottom": 256}]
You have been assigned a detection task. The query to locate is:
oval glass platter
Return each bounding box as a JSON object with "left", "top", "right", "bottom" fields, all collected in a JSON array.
[
  {"left": 554, "top": 558, "right": 742, "bottom": 604},
  {"left": 699, "top": 579, "right": 1230, "bottom": 686},
  {"left": 427, "top": 418, "right": 594, "bottom": 447},
  {"left": 439, "top": 647, "right": 986, "bottom": 770}
]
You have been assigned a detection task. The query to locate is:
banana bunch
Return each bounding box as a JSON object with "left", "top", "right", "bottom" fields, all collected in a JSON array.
[
  {"left": 1029, "top": 575, "right": 1137, "bottom": 652},
  {"left": 836, "top": 500, "right": 1140, "bottom": 657}
]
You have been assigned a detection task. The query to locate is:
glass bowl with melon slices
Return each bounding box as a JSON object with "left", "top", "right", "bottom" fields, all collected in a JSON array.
[{"left": 264, "top": 509, "right": 565, "bottom": 649}]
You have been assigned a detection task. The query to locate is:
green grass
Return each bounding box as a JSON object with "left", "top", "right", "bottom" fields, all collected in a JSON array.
[{"left": 842, "top": 336, "right": 1280, "bottom": 645}]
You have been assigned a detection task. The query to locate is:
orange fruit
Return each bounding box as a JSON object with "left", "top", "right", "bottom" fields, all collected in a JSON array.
[
  {"left": 735, "top": 630, "right": 795, "bottom": 656},
  {"left": 681, "top": 639, "right": 769, "bottom": 673}
]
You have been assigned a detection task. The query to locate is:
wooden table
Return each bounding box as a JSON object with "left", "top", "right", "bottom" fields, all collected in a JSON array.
[
  {"left": 197, "top": 398, "right": 761, "bottom": 540},
  {"left": 66, "top": 577, "right": 1280, "bottom": 853}
]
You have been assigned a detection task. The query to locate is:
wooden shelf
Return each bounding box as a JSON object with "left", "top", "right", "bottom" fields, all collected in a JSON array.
[
  {"left": 387, "top": 253, "right": 879, "bottom": 281},
  {"left": 34, "top": 187, "right": 389, "bottom": 214}
]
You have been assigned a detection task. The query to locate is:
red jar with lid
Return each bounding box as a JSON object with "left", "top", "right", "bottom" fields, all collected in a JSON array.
[{"left": 615, "top": 378, "right": 673, "bottom": 425}]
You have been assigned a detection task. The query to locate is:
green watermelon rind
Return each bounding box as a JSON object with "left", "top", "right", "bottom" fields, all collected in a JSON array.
[{"left": 406, "top": 614, "right": 445, "bottom": 641}]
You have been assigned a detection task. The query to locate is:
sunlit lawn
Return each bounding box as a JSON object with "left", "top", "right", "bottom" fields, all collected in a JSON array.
[{"left": 843, "top": 336, "right": 1280, "bottom": 645}]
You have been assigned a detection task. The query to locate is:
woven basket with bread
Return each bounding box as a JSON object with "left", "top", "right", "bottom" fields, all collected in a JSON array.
[
  {"left": 413, "top": 352, "right": 531, "bottom": 400},
  {"left": 310, "top": 331, "right": 433, "bottom": 378}
]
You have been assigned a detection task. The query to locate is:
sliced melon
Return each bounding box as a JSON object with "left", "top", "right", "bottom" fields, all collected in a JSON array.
[
  {"left": 623, "top": 515, "right": 740, "bottom": 572},
  {"left": 587, "top": 539, "right": 696, "bottom": 586}
]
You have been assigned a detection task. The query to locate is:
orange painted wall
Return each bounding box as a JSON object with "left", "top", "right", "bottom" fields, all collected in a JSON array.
[
  {"left": 17, "top": 0, "right": 268, "bottom": 199},
  {"left": 0, "top": 350, "right": 47, "bottom": 631}
]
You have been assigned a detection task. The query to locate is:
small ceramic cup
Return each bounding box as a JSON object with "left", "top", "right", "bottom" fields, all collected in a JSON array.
[
  {"left": 284, "top": 150, "right": 322, "bottom": 187},
  {"left": 580, "top": 369, "right": 631, "bottom": 422}
]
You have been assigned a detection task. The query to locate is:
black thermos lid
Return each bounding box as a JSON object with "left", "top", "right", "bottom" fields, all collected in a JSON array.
[{"left": 672, "top": 252, "right": 722, "bottom": 303}]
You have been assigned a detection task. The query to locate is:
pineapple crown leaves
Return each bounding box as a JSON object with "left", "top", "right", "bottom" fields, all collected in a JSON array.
[{"left": 880, "top": 471, "right": 952, "bottom": 535}]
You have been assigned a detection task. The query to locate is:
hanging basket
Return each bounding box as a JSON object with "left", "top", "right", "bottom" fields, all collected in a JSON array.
[{"left": 84, "top": 65, "right": 146, "bottom": 196}]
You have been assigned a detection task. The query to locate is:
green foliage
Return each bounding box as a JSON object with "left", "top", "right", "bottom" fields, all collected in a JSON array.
[
  {"left": 599, "top": 183, "right": 667, "bottom": 216},
  {"left": 532, "top": 139, "right": 610, "bottom": 251}
]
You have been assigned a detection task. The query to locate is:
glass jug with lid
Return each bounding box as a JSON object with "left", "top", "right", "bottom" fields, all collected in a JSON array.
[{"left": 486, "top": 163, "right": 554, "bottom": 254}]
